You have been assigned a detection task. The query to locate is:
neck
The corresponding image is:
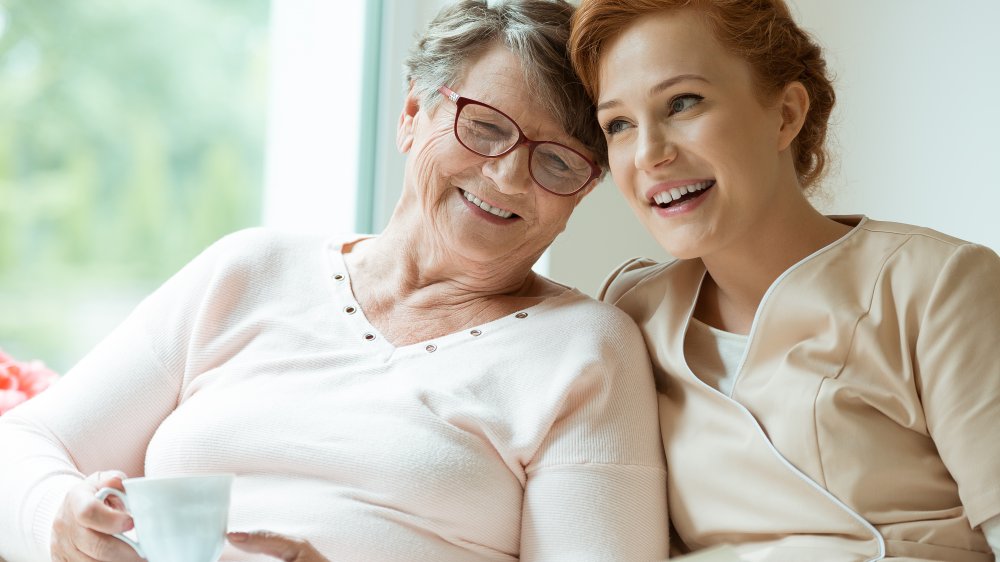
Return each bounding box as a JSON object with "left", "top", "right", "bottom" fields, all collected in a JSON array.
[
  {"left": 695, "top": 192, "right": 852, "bottom": 334},
  {"left": 352, "top": 217, "right": 543, "bottom": 304},
  {"left": 341, "top": 211, "right": 560, "bottom": 346}
]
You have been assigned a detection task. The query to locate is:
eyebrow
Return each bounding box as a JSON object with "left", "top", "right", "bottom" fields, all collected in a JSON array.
[{"left": 596, "top": 74, "right": 710, "bottom": 112}]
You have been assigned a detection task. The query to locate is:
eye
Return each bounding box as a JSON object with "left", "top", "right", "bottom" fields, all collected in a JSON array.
[
  {"left": 466, "top": 118, "right": 510, "bottom": 140},
  {"left": 669, "top": 94, "right": 703, "bottom": 115},
  {"left": 540, "top": 151, "right": 570, "bottom": 172},
  {"left": 602, "top": 119, "right": 632, "bottom": 136}
]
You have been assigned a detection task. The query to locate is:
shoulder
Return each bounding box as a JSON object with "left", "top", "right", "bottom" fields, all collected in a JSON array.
[
  {"left": 851, "top": 219, "right": 999, "bottom": 273},
  {"left": 860, "top": 218, "right": 971, "bottom": 246},
  {"left": 152, "top": 227, "right": 339, "bottom": 309},
  {"left": 201, "top": 227, "right": 326, "bottom": 266},
  {"left": 531, "top": 289, "right": 648, "bottom": 354},
  {"left": 553, "top": 289, "right": 639, "bottom": 329},
  {"left": 597, "top": 256, "right": 681, "bottom": 306},
  {"left": 189, "top": 227, "right": 359, "bottom": 281},
  {"left": 822, "top": 220, "right": 1000, "bottom": 316}
]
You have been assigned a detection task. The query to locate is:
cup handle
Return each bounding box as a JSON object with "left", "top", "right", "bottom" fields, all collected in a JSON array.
[{"left": 94, "top": 487, "right": 146, "bottom": 560}]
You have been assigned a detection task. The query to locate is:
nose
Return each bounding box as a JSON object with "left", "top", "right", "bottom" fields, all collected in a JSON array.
[
  {"left": 482, "top": 145, "right": 533, "bottom": 195},
  {"left": 634, "top": 125, "right": 676, "bottom": 171}
]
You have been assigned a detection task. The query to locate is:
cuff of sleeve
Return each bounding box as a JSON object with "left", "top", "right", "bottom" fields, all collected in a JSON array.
[
  {"left": 980, "top": 515, "right": 1000, "bottom": 557},
  {"left": 965, "top": 485, "right": 1000, "bottom": 528},
  {"left": 26, "top": 473, "right": 81, "bottom": 561}
]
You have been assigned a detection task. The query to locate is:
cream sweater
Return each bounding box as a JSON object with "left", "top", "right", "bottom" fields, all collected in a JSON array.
[{"left": 0, "top": 229, "right": 668, "bottom": 562}]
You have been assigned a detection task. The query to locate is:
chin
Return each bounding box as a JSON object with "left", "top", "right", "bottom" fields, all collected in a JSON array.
[{"left": 650, "top": 230, "right": 707, "bottom": 261}]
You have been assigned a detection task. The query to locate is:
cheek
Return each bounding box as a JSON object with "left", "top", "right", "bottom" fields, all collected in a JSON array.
[
  {"left": 679, "top": 114, "right": 763, "bottom": 177},
  {"left": 608, "top": 142, "right": 638, "bottom": 193},
  {"left": 538, "top": 197, "right": 575, "bottom": 227},
  {"left": 713, "top": 109, "right": 776, "bottom": 160},
  {"left": 413, "top": 134, "right": 476, "bottom": 184}
]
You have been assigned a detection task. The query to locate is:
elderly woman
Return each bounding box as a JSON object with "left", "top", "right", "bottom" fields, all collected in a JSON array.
[
  {"left": 0, "top": 2, "right": 669, "bottom": 561},
  {"left": 569, "top": 0, "right": 1000, "bottom": 560}
]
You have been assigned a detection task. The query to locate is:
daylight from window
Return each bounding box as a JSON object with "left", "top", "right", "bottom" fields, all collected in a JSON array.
[{"left": 0, "top": 0, "right": 270, "bottom": 372}]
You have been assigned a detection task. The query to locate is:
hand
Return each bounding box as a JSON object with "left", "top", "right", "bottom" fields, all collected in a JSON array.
[
  {"left": 51, "top": 470, "right": 143, "bottom": 562},
  {"left": 228, "top": 531, "right": 330, "bottom": 562}
]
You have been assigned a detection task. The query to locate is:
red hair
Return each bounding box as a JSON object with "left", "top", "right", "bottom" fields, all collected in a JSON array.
[{"left": 569, "top": 0, "right": 835, "bottom": 188}]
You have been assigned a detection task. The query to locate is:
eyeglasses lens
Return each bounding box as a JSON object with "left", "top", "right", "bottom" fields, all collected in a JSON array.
[{"left": 456, "top": 103, "right": 591, "bottom": 195}]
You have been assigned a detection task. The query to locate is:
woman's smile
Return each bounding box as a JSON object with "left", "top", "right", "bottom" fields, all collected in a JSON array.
[
  {"left": 458, "top": 187, "right": 522, "bottom": 224},
  {"left": 646, "top": 179, "right": 715, "bottom": 215}
]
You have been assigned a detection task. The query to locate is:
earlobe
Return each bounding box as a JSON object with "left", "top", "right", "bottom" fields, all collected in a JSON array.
[
  {"left": 777, "top": 81, "right": 809, "bottom": 152},
  {"left": 396, "top": 84, "right": 421, "bottom": 153}
]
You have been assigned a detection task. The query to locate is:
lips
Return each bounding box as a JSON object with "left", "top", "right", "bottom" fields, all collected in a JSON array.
[
  {"left": 460, "top": 188, "right": 518, "bottom": 219},
  {"left": 647, "top": 180, "right": 715, "bottom": 208}
]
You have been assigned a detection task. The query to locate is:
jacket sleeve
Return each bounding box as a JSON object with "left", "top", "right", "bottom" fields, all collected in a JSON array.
[{"left": 916, "top": 243, "right": 1000, "bottom": 528}]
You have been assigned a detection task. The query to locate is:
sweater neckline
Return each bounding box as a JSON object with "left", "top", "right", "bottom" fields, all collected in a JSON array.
[{"left": 324, "top": 239, "right": 578, "bottom": 360}]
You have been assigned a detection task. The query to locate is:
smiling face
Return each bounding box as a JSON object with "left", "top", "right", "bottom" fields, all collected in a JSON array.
[
  {"left": 397, "top": 44, "right": 597, "bottom": 269},
  {"left": 596, "top": 9, "right": 803, "bottom": 260}
]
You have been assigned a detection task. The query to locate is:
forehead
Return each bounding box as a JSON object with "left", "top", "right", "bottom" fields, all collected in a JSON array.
[
  {"left": 597, "top": 9, "right": 754, "bottom": 102},
  {"left": 449, "top": 45, "right": 579, "bottom": 144}
]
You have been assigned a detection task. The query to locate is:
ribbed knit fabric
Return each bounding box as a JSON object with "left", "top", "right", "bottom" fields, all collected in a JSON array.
[{"left": 0, "top": 228, "right": 668, "bottom": 562}]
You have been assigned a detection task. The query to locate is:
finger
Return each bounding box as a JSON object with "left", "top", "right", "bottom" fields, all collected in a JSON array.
[
  {"left": 69, "top": 488, "right": 134, "bottom": 534},
  {"left": 90, "top": 471, "right": 129, "bottom": 510},
  {"left": 88, "top": 470, "right": 128, "bottom": 492},
  {"left": 69, "top": 474, "right": 134, "bottom": 534},
  {"left": 73, "top": 526, "right": 144, "bottom": 562},
  {"left": 228, "top": 531, "right": 320, "bottom": 561}
]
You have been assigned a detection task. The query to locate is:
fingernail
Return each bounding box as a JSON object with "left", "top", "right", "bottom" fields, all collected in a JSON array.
[
  {"left": 228, "top": 531, "right": 248, "bottom": 543},
  {"left": 124, "top": 518, "right": 134, "bottom": 531}
]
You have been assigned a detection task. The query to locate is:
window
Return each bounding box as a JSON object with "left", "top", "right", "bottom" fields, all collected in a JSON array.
[{"left": 0, "top": 0, "right": 270, "bottom": 372}]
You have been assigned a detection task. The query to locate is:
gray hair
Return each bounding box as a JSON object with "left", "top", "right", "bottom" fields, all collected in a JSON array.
[{"left": 404, "top": 0, "right": 607, "bottom": 168}]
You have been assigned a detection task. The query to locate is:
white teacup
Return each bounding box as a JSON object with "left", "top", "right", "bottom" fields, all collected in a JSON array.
[{"left": 95, "top": 473, "right": 234, "bottom": 562}]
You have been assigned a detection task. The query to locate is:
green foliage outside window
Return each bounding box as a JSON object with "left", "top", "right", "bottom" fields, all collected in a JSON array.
[{"left": 0, "top": 0, "right": 270, "bottom": 372}]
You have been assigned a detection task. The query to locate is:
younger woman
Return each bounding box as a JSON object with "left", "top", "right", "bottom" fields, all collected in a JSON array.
[{"left": 571, "top": 1, "right": 1000, "bottom": 560}]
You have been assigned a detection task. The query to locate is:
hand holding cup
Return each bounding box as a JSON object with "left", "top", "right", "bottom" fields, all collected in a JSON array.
[{"left": 51, "top": 470, "right": 143, "bottom": 562}]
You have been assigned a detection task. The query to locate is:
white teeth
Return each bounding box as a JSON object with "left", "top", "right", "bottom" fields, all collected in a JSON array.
[
  {"left": 651, "top": 180, "right": 713, "bottom": 206},
  {"left": 463, "top": 190, "right": 513, "bottom": 219}
]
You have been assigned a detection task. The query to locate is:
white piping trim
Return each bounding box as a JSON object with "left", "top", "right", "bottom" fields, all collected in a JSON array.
[
  {"left": 730, "top": 216, "right": 867, "bottom": 388},
  {"left": 740, "top": 398, "right": 884, "bottom": 561},
  {"left": 690, "top": 216, "right": 886, "bottom": 560},
  {"left": 685, "top": 362, "right": 886, "bottom": 560}
]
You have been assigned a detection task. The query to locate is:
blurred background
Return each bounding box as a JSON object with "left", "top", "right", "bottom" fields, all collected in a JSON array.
[{"left": 1, "top": 0, "right": 998, "bottom": 373}]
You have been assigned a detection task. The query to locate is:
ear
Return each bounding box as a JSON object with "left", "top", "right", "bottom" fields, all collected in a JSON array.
[
  {"left": 396, "top": 82, "right": 421, "bottom": 153},
  {"left": 776, "top": 81, "right": 809, "bottom": 152}
]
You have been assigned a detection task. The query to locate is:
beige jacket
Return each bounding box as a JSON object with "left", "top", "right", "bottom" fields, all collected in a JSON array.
[{"left": 601, "top": 217, "right": 1000, "bottom": 561}]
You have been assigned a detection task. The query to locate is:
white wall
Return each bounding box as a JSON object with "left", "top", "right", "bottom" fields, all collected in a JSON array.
[
  {"left": 548, "top": 0, "right": 1000, "bottom": 294},
  {"left": 789, "top": 0, "right": 1000, "bottom": 250},
  {"left": 374, "top": 1, "right": 999, "bottom": 295}
]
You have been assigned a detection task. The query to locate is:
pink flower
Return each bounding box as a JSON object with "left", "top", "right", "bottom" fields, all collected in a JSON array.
[{"left": 0, "top": 349, "right": 60, "bottom": 416}]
